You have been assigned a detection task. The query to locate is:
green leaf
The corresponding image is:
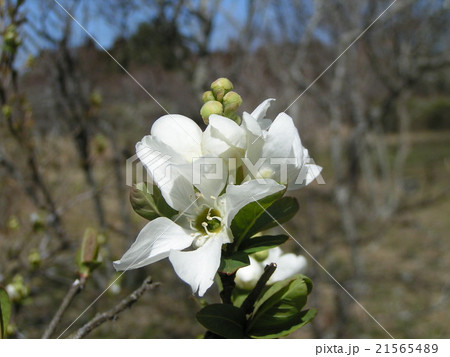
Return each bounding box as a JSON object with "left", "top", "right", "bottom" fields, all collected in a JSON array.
[
  {"left": 218, "top": 251, "right": 250, "bottom": 274},
  {"left": 249, "top": 309, "right": 317, "bottom": 338},
  {"left": 247, "top": 275, "right": 314, "bottom": 338},
  {"left": 240, "top": 234, "right": 289, "bottom": 254},
  {"left": 0, "top": 286, "right": 12, "bottom": 339},
  {"left": 231, "top": 189, "right": 286, "bottom": 247},
  {"left": 247, "top": 197, "right": 299, "bottom": 238},
  {"left": 130, "top": 182, "right": 177, "bottom": 221},
  {"left": 196, "top": 304, "right": 247, "bottom": 338}
]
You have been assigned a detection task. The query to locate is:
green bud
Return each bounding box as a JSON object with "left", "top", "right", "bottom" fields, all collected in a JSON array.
[
  {"left": 28, "top": 249, "right": 42, "bottom": 269},
  {"left": 6, "top": 324, "right": 16, "bottom": 337},
  {"left": 200, "top": 100, "right": 223, "bottom": 125},
  {"left": 3, "top": 25, "right": 21, "bottom": 53},
  {"left": 202, "top": 91, "right": 215, "bottom": 103},
  {"left": 30, "top": 212, "right": 45, "bottom": 232},
  {"left": 6, "top": 275, "right": 30, "bottom": 303},
  {"left": 228, "top": 113, "right": 242, "bottom": 126},
  {"left": 211, "top": 77, "right": 233, "bottom": 101},
  {"left": 78, "top": 228, "right": 101, "bottom": 277},
  {"left": 222, "top": 91, "right": 242, "bottom": 115},
  {"left": 89, "top": 91, "right": 102, "bottom": 107},
  {"left": 252, "top": 250, "right": 269, "bottom": 262},
  {"left": 94, "top": 133, "right": 108, "bottom": 154},
  {"left": 2, "top": 105, "right": 12, "bottom": 118},
  {"left": 7, "top": 215, "right": 19, "bottom": 230}
]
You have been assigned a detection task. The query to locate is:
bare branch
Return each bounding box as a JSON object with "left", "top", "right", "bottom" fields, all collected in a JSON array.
[
  {"left": 42, "top": 276, "right": 87, "bottom": 339},
  {"left": 71, "top": 276, "right": 159, "bottom": 339}
]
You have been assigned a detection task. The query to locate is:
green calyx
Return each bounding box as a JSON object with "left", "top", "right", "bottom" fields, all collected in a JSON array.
[{"left": 194, "top": 208, "right": 222, "bottom": 235}]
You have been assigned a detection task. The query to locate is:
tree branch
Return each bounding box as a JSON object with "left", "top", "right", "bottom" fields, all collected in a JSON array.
[
  {"left": 71, "top": 276, "right": 159, "bottom": 339},
  {"left": 42, "top": 276, "right": 87, "bottom": 339}
]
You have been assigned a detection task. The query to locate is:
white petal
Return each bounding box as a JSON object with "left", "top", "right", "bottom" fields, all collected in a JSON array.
[
  {"left": 224, "top": 179, "right": 285, "bottom": 225},
  {"left": 202, "top": 115, "right": 247, "bottom": 159},
  {"left": 193, "top": 157, "right": 228, "bottom": 200},
  {"left": 151, "top": 114, "right": 202, "bottom": 161},
  {"left": 235, "top": 257, "right": 263, "bottom": 290},
  {"left": 136, "top": 136, "right": 187, "bottom": 193},
  {"left": 262, "top": 112, "right": 298, "bottom": 159},
  {"left": 242, "top": 111, "right": 262, "bottom": 138},
  {"left": 251, "top": 98, "right": 275, "bottom": 122},
  {"left": 169, "top": 234, "right": 224, "bottom": 296},
  {"left": 266, "top": 246, "right": 283, "bottom": 260},
  {"left": 159, "top": 172, "right": 198, "bottom": 214},
  {"left": 268, "top": 253, "right": 307, "bottom": 283},
  {"left": 288, "top": 164, "right": 323, "bottom": 190},
  {"left": 113, "top": 217, "right": 193, "bottom": 271}
]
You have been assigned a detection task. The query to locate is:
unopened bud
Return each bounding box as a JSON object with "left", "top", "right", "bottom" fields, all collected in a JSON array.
[
  {"left": 78, "top": 228, "right": 102, "bottom": 277},
  {"left": 200, "top": 100, "right": 223, "bottom": 125},
  {"left": 89, "top": 91, "right": 102, "bottom": 107},
  {"left": 222, "top": 91, "right": 242, "bottom": 115},
  {"left": 202, "top": 91, "right": 215, "bottom": 103},
  {"left": 81, "top": 228, "right": 99, "bottom": 264},
  {"left": 252, "top": 250, "right": 269, "bottom": 262},
  {"left": 28, "top": 249, "right": 42, "bottom": 269},
  {"left": 2, "top": 105, "right": 12, "bottom": 118},
  {"left": 211, "top": 77, "right": 233, "bottom": 101}
]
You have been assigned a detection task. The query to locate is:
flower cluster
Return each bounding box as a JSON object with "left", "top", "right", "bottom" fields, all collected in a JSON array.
[{"left": 114, "top": 78, "right": 321, "bottom": 297}]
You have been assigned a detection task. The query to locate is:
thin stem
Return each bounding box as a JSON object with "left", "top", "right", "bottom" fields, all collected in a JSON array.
[
  {"left": 42, "top": 276, "right": 86, "bottom": 339},
  {"left": 71, "top": 276, "right": 158, "bottom": 339},
  {"left": 241, "top": 263, "right": 277, "bottom": 315},
  {"left": 219, "top": 272, "right": 236, "bottom": 305}
]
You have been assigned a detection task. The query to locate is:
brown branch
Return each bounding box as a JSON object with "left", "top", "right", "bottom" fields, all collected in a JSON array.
[
  {"left": 71, "top": 276, "right": 159, "bottom": 339},
  {"left": 42, "top": 276, "right": 87, "bottom": 339}
]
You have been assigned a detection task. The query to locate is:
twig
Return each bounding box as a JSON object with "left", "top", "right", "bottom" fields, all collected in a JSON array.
[
  {"left": 42, "top": 276, "right": 86, "bottom": 339},
  {"left": 218, "top": 272, "right": 236, "bottom": 304},
  {"left": 71, "top": 276, "right": 159, "bottom": 339},
  {"left": 241, "top": 263, "right": 277, "bottom": 314}
]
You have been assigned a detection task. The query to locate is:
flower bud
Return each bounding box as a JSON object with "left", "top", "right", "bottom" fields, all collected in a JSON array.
[
  {"left": 2, "top": 105, "right": 12, "bottom": 119},
  {"left": 200, "top": 100, "right": 223, "bottom": 125},
  {"left": 211, "top": 77, "right": 233, "bottom": 101},
  {"left": 81, "top": 228, "right": 99, "bottom": 264},
  {"left": 28, "top": 249, "right": 42, "bottom": 269},
  {"left": 6, "top": 275, "right": 29, "bottom": 303},
  {"left": 77, "top": 228, "right": 102, "bottom": 277},
  {"left": 228, "top": 113, "right": 242, "bottom": 126},
  {"left": 252, "top": 250, "right": 269, "bottom": 262},
  {"left": 223, "top": 91, "right": 242, "bottom": 115},
  {"left": 30, "top": 212, "right": 45, "bottom": 232},
  {"left": 202, "top": 91, "right": 215, "bottom": 103},
  {"left": 89, "top": 91, "right": 102, "bottom": 107}
]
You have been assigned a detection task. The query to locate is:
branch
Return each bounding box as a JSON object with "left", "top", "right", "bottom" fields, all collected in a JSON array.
[
  {"left": 42, "top": 276, "right": 87, "bottom": 339},
  {"left": 218, "top": 272, "right": 236, "bottom": 304},
  {"left": 71, "top": 276, "right": 159, "bottom": 339},
  {"left": 241, "top": 263, "right": 277, "bottom": 314}
]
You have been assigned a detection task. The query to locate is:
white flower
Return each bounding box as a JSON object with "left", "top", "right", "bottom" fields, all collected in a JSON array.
[
  {"left": 114, "top": 172, "right": 285, "bottom": 296},
  {"left": 235, "top": 247, "right": 307, "bottom": 290},
  {"left": 135, "top": 114, "right": 246, "bottom": 188},
  {"left": 242, "top": 99, "right": 322, "bottom": 190}
]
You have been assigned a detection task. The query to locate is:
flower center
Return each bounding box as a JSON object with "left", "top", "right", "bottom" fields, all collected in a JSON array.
[
  {"left": 257, "top": 167, "right": 274, "bottom": 179},
  {"left": 194, "top": 207, "right": 222, "bottom": 235}
]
